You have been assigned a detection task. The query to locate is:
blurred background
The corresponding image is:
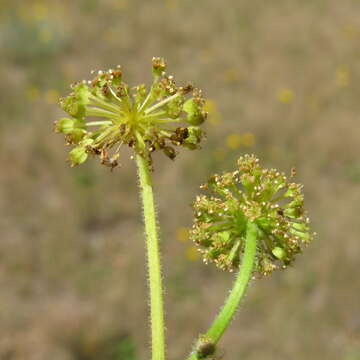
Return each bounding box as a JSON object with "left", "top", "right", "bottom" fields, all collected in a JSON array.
[{"left": 1, "top": 0, "right": 360, "bottom": 359}]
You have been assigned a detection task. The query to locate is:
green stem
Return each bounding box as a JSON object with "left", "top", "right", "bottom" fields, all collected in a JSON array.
[
  {"left": 186, "top": 221, "right": 258, "bottom": 360},
  {"left": 136, "top": 154, "right": 166, "bottom": 360}
]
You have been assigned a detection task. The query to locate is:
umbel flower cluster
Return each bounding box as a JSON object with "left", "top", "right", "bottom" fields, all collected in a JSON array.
[
  {"left": 55, "top": 57, "right": 207, "bottom": 168},
  {"left": 191, "top": 155, "right": 314, "bottom": 275}
]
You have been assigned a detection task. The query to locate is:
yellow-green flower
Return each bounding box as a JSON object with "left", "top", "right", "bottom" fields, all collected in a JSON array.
[
  {"left": 55, "top": 57, "right": 207, "bottom": 168},
  {"left": 277, "top": 88, "right": 295, "bottom": 104},
  {"left": 336, "top": 65, "right": 350, "bottom": 87},
  {"left": 191, "top": 154, "right": 314, "bottom": 275}
]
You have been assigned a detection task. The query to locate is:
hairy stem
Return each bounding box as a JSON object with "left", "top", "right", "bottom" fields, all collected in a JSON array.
[
  {"left": 187, "top": 221, "right": 258, "bottom": 360},
  {"left": 136, "top": 154, "right": 166, "bottom": 360}
]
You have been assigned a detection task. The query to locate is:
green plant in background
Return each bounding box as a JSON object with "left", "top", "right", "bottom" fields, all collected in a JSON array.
[{"left": 54, "top": 58, "right": 314, "bottom": 360}]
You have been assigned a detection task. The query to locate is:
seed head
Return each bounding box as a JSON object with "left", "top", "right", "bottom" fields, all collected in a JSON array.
[
  {"left": 55, "top": 57, "right": 207, "bottom": 168},
  {"left": 190, "top": 154, "right": 315, "bottom": 275}
]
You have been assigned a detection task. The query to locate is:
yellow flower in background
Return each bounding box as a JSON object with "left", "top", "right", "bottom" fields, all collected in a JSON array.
[
  {"left": 277, "top": 88, "right": 295, "bottom": 104},
  {"left": 176, "top": 227, "right": 189, "bottom": 242},
  {"left": 110, "top": 0, "right": 129, "bottom": 10},
  {"left": 186, "top": 246, "right": 200, "bottom": 261},
  {"left": 225, "top": 132, "right": 255, "bottom": 150},
  {"left": 226, "top": 134, "right": 242, "bottom": 149},
  {"left": 165, "top": 0, "right": 179, "bottom": 10},
  {"left": 31, "top": 2, "right": 49, "bottom": 21},
  {"left": 336, "top": 66, "right": 350, "bottom": 87},
  {"left": 176, "top": 229, "right": 199, "bottom": 260},
  {"left": 204, "top": 99, "right": 222, "bottom": 125},
  {"left": 26, "top": 86, "right": 40, "bottom": 102},
  {"left": 16, "top": 2, "right": 48, "bottom": 22},
  {"left": 45, "top": 89, "right": 59, "bottom": 104},
  {"left": 342, "top": 24, "right": 356, "bottom": 40}
]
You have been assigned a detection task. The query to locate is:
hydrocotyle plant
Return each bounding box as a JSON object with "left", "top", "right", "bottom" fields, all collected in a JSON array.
[
  {"left": 54, "top": 58, "right": 314, "bottom": 360},
  {"left": 188, "top": 154, "right": 314, "bottom": 359},
  {"left": 55, "top": 57, "right": 207, "bottom": 360}
]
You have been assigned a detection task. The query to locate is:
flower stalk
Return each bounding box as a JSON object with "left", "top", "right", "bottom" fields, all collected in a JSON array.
[
  {"left": 206, "top": 221, "right": 258, "bottom": 343},
  {"left": 186, "top": 221, "right": 258, "bottom": 360},
  {"left": 136, "top": 154, "right": 166, "bottom": 360}
]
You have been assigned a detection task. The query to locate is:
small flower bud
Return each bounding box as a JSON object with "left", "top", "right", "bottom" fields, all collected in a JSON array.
[
  {"left": 68, "top": 139, "right": 94, "bottom": 166},
  {"left": 67, "top": 128, "right": 87, "bottom": 144},
  {"left": 184, "top": 98, "right": 207, "bottom": 125},
  {"left": 55, "top": 118, "right": 76, "bottom": 133},
  {"left": 152, "top": 57, "right": 166, "bottom": 77},
  {"left": 55, "top": 118, "right": 86, "bottom": 144},
  {"left": 272, "top": 246, "right": 286, "bottom": 260}
]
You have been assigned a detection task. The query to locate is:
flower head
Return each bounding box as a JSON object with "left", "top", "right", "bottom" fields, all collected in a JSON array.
[
  {"left": 55, "top": 57, "right": 207, "bottom": 168},
  {"left": 191, "top": 154, "right": 314, "bottom": 275}
]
